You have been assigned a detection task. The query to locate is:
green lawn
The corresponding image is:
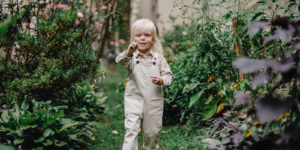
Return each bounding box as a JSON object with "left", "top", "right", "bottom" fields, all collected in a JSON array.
[{"left": 86, "top": 65, "right": 206, "bottom": 150}]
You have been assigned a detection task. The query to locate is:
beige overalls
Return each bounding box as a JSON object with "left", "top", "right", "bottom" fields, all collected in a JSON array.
[{"left": 122, "top": 52, "right": 164, "bottom": 150}]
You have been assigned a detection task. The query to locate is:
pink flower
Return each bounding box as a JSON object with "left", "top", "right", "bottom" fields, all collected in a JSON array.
[
  {"left": 55, "top": 3, "right": 69, "bottom": 10},
  {"left": 115, "top": 42, "right": 119, "bottom": 47},
  {"left": 108, "top": 53, "right": 113, "bottom": 57},
  {"left": 95, "top": 22, "right": 102, "bottom": 27},
  {"left": 99, "top": 5, "right": 107, "bottom": 11},
  {"left": 75, "top": 20, "right": 80, "bottom": 24},
  {"left": 119, "top": 39, "right": 126, "bottom": 44},
  {"left": 87, "top": 3, "right": 90, "bottom": 8},
  {"left": 109, "top": 41, "right": 114, "bottom": 45}
]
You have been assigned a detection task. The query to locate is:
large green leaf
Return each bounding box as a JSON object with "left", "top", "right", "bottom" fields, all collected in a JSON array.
[
  {"left": 13, "top": 139, "right": 24, "bottom": 145},
  {"left": 42, "top": 139, "right": 52, "bottom": 146},
  {"left": 43, "top": 128, "right": 55, "bottom": 138},
  {"left": 21, "top": 96, "right": 29, "bottom": 112},
  {"left": 0, "top": 144, "right": 14, "bottom": 150},
  {"left": 251, "top": 12, "right": 265, "bottom": 21},
  {"left": 58, "top": 122, "right": 78, "bottom": 133},
  {"left": 32, "top": 100, "right": 39, "bottom": 112},
  {"left": 189, "top": 89, "right": 205, "bottom": 108},
  {"left": 182, "top": 82, "right": 200, "bottom": 93},
  {"left": 205, "top": 95, "right": 213, "bottom": 105},
  {"left": 0, "top": 16, "right": 12, "bottom": 39},
  {"left": 202, "top": 103, "right": 217, "bottom": 120}
]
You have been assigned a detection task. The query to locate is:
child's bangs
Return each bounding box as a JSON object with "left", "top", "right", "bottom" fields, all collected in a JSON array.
[{"left": 132, "top": 21, "right": 155, "bottom": 35}]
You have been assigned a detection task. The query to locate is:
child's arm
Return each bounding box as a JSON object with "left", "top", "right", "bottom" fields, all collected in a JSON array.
[
  {"left": 115, "top": 39, "right": 139, "bottom": 71},
  {"left": 159, "top": 56, "right": 173, "bottom": 86},
  {"left": 115, "top": 50, "right": 133, "bottom": 71}
]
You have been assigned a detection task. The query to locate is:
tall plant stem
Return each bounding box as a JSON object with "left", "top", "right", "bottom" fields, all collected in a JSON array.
[{"left": 232, "top": 17, "right": 244, "bottom": 79}]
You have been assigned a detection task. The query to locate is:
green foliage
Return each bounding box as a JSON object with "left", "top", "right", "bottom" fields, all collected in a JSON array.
[
  {"left": 0, "top": 99, "right": 96, "bottom": 149},
  {"left": 0, "top": 2, "right": 96, "bottom": 103}
]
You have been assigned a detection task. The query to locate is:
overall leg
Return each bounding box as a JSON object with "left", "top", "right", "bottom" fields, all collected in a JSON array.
[
  {"left": 123, "top": 113, "right": 142, "bottom": 150},
  {"left": 141, "top": 111, "right": 162, "bottom": 150}
]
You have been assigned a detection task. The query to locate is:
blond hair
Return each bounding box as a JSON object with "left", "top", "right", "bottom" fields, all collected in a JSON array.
[{"left": 130, "top": 19, "right": 163, "bottom": 55}]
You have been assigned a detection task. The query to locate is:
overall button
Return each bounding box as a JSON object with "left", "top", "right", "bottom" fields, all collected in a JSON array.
[
  {"left": 135, "top": 56, "right": 138, "bottom": 59},
  {"left": 136, "top": 61, "right": 139, "bottom": 64},
  {"left": 154, "top": 57, "right": 157, "bottom": 60},
  {"left": 153, "top": 62, "right": 156, "bottom": 65}
]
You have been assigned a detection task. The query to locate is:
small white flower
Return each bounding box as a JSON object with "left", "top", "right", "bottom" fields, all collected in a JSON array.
[
  {"left": 77, "top": 12, "right": 84, "bottom": 18},
  {"left": 86, "top": 94, "right": 91, "bottom": 98}
]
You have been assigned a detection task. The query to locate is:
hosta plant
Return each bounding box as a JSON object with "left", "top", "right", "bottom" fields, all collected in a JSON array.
[{"left": 0, "top": 97, "right": 96, "bottom": 149}]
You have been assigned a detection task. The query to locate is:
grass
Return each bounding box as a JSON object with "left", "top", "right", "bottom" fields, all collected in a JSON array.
[{"left": 86, "top": 64, "right": 207, "bottom": 150}]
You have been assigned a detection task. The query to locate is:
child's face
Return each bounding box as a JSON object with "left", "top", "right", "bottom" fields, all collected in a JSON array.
[{"left": 134, "top": 31, "right": 154, "bottom": 52}]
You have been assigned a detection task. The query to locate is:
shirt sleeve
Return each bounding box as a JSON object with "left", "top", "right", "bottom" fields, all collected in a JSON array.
[
  {"left": 159, "top": 55, "right": 173, "bottom": 86},
  {"left": 115, "top": 50, "right": 133, "bottom": 71}
]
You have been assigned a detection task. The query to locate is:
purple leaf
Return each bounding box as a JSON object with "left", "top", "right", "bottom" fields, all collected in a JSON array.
[
  {"left": 264, "top": 29, "right": 292, "bottom": 44},
  {"left": 234, "top": 92, "right": 252, "bottom": 107},
  {"left": 232, "top": 58, "right": 266, "bottom": 74},
  {"left": 268, "top": 59, "right": 294, "bottom": 73},
  {"left": 248, "top": 22, "right": 270, "bottom": 29},
  {"left": 231, "top": 133, "right": 243, "bottom": 145},
  {"left": 276, "top": 133, "right": 292, "bottom": 145},
  {"left": 255, "top": 96, "right": 294, "bottom": 123},
  {"left": 251, "top": 72, "right": 271, "bottom": 89},
  {"left": 228, "top": 124, "right": 240, "bottom": 132},
  {"left": 250, "top": 139, "right": 275, "bottom": 150},
  {"left": 294, "top": 41, "right": 300, "bottom": 50},
  {"left": 221, "top": 138, "right": 231, "bottom": 145},
  {"left": 272, "top": 17, "right": 289, "bottom": 29}
]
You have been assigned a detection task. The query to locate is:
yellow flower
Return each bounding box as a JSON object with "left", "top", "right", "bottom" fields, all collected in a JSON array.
[
  {"left": 218, "top": 91, "right": 222, "bottom": 95},
  {"left": 285, "top": 112, "right": 290, "bottom": 117},
  {"left": 230, "top": 87, "right": 233, "bottom": 89},
  {"left": 276, "top": 115, "right": 284, "bottom": 122},
  {"left": 246, "top": 130, "right": 252, "bottom": 137},
  {"left": 216, "top": 103, "right": 224, "bottom": 114},
  {"left": 253, "top": 121, "right": 262, "bottom": 125},
  {"left": 124, "top": 83, "right": 127, "bottom": 86},
  {"left": 178, "top": 46, "right": 182, "bottom": 49}
]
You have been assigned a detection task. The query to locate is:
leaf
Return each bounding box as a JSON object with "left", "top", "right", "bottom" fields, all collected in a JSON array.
[
  {"left": 13, "top": 139, "right": 24, "bottom": 145},
  {"left": 182, "top": 82, "right": 200, "bottom": 93},
  {"left": 0, "top": 16, "right": 12, "bottom": 39},
  {"left": 239, "top": 79, "right": 250, "bottom": 92},
  {"left": 205, "top": 95, "right": 213, "bottom": 105},
  {"left": 58, "top": 122, "right": 78, "bottom": 133},
  {"left": 288, "top": 3, "right": 297, "bottom": 12},
  {"left": 252, "top": 12, "right": 265, "bottom": 21},
  {"left": 255, "top": 96, "right": 294, "bottom": 123},
  {"left": 251, "top": 72, "right": 271, "bottom": 89},
  {"left": 216, "top": 103, "right": 225, "bottom": 114},
  {"left": 234, "top": 92, "right": 252, "bottom": 107},
  {"left": 42, "top": 139, "right": 52, "bottom": 146},
  {"left": 32, "top": 100, "right": 39, "bottom": 112},
  {"left": 43, "top": 128, "right": 55, "bottom": 138},
  {"left": 34, "top": 136, "right": 45, "bottom": 143},
  {"left": 75, "top": 139, "right": 91, "bottom": 145},
  {"left": 248, "top": 22, "right": 269, "bottom": 29},
  {"left": 268, "top": 59, "right": 294, "bottom": 73},
  {"left": 0, "top": 144, "right": 14, "bottom": 150},
  {"left": 257, "top": 1, "right": 266, "bottom": 4},
  {"left": 189, "top": 89, "right": 205, "bottom": 108},
  {"left": 54, "top": 142, "right": 66, "bottom": 147},
  {"left": 248, "top": 28, "right": 259, "bottom": 39},
  {"left": 232, "top": 58, "right": 266, "bottom": 73},
  {"left": 21, "top": 96, "right": 29, "bottom": 111},
  {"left": 202, "top": 103, "right": 217, "bottom": 120},
  {"left": 220, "top": 131, "right": 230, "bottom": 138}
]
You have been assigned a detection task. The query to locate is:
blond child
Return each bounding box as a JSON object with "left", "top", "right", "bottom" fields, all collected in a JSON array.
[{"left": 115, "top": 19, "right": 173, "bottom": 150}]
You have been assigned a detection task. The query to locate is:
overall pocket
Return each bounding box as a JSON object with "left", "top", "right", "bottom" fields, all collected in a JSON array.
[{"left": 148, "top": 98, "right": 164, "bottom": 117}]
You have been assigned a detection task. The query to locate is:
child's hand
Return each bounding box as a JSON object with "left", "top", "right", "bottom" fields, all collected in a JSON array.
[
  {"left": 150, "top": 76, "right": 163, "bottom": 85},
  {"left": 126, "top": 39, "right": 139, "bottom": 57}
]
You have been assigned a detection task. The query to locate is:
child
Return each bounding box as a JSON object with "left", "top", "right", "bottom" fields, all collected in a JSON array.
[{"left": 116, "top": 19, "right": 173, "bottom": 150}]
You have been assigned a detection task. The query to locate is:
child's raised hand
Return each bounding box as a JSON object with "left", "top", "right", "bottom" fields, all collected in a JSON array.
[
  {"left": 150, "top": 76, "right": 163, "bottom": 85},
  {"left": 126, "top": 39, "right": 139, "bottom": 57}
]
